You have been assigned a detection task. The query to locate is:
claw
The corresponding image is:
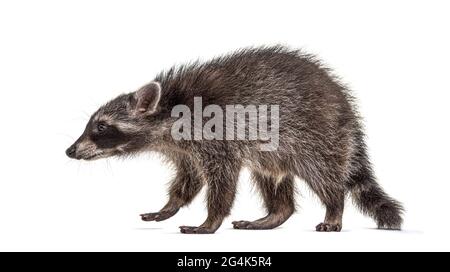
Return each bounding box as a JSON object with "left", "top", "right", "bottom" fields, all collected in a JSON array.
[
  {"left": 315, "top": 222, "right": 342, "bottom": 232},
  {"left": 141, "top": 210, "right": 177, "bottom": 222},
  {"left": 232, "top": 220, "right": 252, "bottom": 229},
  {"left": 179, "top": 226, "right": 215, "bottom": 234},
  {"left": 141, "top": 212, "right": 160, "bottom": 221}
]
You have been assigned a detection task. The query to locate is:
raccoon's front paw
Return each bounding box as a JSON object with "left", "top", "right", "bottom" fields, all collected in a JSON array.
[
  {"left": 179, "top": 226, "right": 215, "bottom": 234},
  {"left": 315, "top": 222, "right": 342, "bottom": 232},
  {"left": 140, "top": 210, "right": 176, "bottom": 222}
]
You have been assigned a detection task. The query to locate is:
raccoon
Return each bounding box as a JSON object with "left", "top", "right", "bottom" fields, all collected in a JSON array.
[{"left": 66, "top": 46, "right": 403, "bottom": 234}]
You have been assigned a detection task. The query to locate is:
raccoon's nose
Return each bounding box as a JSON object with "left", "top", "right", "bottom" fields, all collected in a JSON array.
[{"left": 66, "top": 145, "right": 77, "bottom": 159}]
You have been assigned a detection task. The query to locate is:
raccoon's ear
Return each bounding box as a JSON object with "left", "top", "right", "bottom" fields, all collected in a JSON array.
[{"left": 134, "top": 81, "right": 161, "bottom": 115}]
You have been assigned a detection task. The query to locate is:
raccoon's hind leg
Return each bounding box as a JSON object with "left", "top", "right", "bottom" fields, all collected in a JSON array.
[
  {"left": 141, "top": 156, "right": 203, "bottom": 222},
  {"left": 299, "top": 163, "right": 346, "bottom": 232},
  {"left": 232, "top": 172, "right": 295, "bottom": 230},
  {"left": 305, "top": 177, "right": 345, "bottom": 232},
  {"left": 315, "top": 191, "right": 345, "bottom": 232}
]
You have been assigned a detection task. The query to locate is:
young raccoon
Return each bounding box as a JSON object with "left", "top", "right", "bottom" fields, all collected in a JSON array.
[{"left": 66, "top": 46, "right": 403, "bottom": 234}]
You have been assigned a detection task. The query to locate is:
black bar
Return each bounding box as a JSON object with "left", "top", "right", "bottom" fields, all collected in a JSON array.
[{"left": 0, "top": 252, "right": 444, "bottom": 271}]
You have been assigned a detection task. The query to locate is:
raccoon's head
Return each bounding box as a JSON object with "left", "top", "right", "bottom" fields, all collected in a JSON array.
[{"left": 66, "top": 82, "right": 163, "bottom": 160}]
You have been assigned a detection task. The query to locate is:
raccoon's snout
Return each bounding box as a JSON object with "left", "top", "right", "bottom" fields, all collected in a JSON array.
[
  {"left": 66, "top": 145, "right": 78, "bottom": 159},
  {"left": 66, "top": 139, "right": 109, "bottom": 160},
  {"left": 66, "top": 139, "right": 96, "bottom": 160}
]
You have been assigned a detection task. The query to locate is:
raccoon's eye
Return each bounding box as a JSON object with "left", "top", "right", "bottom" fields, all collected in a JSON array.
[{"left": 97, "top": 122, "right": 107, "bottom": 132}]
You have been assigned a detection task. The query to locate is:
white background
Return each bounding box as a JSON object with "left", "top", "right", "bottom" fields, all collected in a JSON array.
[{"left": 0, "top": 0, "right": 448, "bottom": 252}]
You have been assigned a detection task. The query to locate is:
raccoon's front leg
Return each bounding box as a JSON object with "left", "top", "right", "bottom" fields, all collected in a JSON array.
[
  {"left": 179, "top": 156, "right": 241, "bottom": 234},
  {"left": 141, "top": 158, "right": 203, "bottom": 222}
]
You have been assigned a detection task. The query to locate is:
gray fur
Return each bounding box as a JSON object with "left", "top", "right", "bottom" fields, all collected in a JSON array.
[{"left": 66, "top": 45, "right": 404, "bottom": 233}]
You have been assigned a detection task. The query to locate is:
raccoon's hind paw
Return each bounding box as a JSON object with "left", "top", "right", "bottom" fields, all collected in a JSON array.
[
  {"left": 179, "top": 226, "right": 215, "bottom": 234},
  {"left": 315, "top": 222, "right": 342, "bottom": 232},
  {"left": 232, "top": 220, "right": 274, "bottom": 230},
  {"left": 232, "top": 220, "right": 257, "bottom": 229}
]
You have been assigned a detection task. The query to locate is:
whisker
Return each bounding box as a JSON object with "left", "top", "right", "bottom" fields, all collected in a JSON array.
[
  {"left": 65, "top": 158, "right": 77, "bottom": 165},
  {"left": 105, "top": 159, "right": 114, "bottom": 176},
  {"left": 56, "top": 132, "right": 76, "bottom": 141},
  {"left": 77, "top": 161, "right": 82, "bottom": 175},
  {"left": 82, "top": 110, "right": 90, "bottom": 120}
]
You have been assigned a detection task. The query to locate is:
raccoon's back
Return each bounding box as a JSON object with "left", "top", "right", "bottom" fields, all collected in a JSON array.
[
  {"left": 157, "top": 46, "right": 360, "bottom": 164},
  {"left": 156, "top": 46, "right": 358, "bottom": 146},
  {"left": 157, "top": 46, "right": 352, "bottom": 112}
]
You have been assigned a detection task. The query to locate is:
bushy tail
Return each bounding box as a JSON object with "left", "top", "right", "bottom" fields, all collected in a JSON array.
[{"left": 349, "top": 167, "right": 404, "bottom": 230}]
